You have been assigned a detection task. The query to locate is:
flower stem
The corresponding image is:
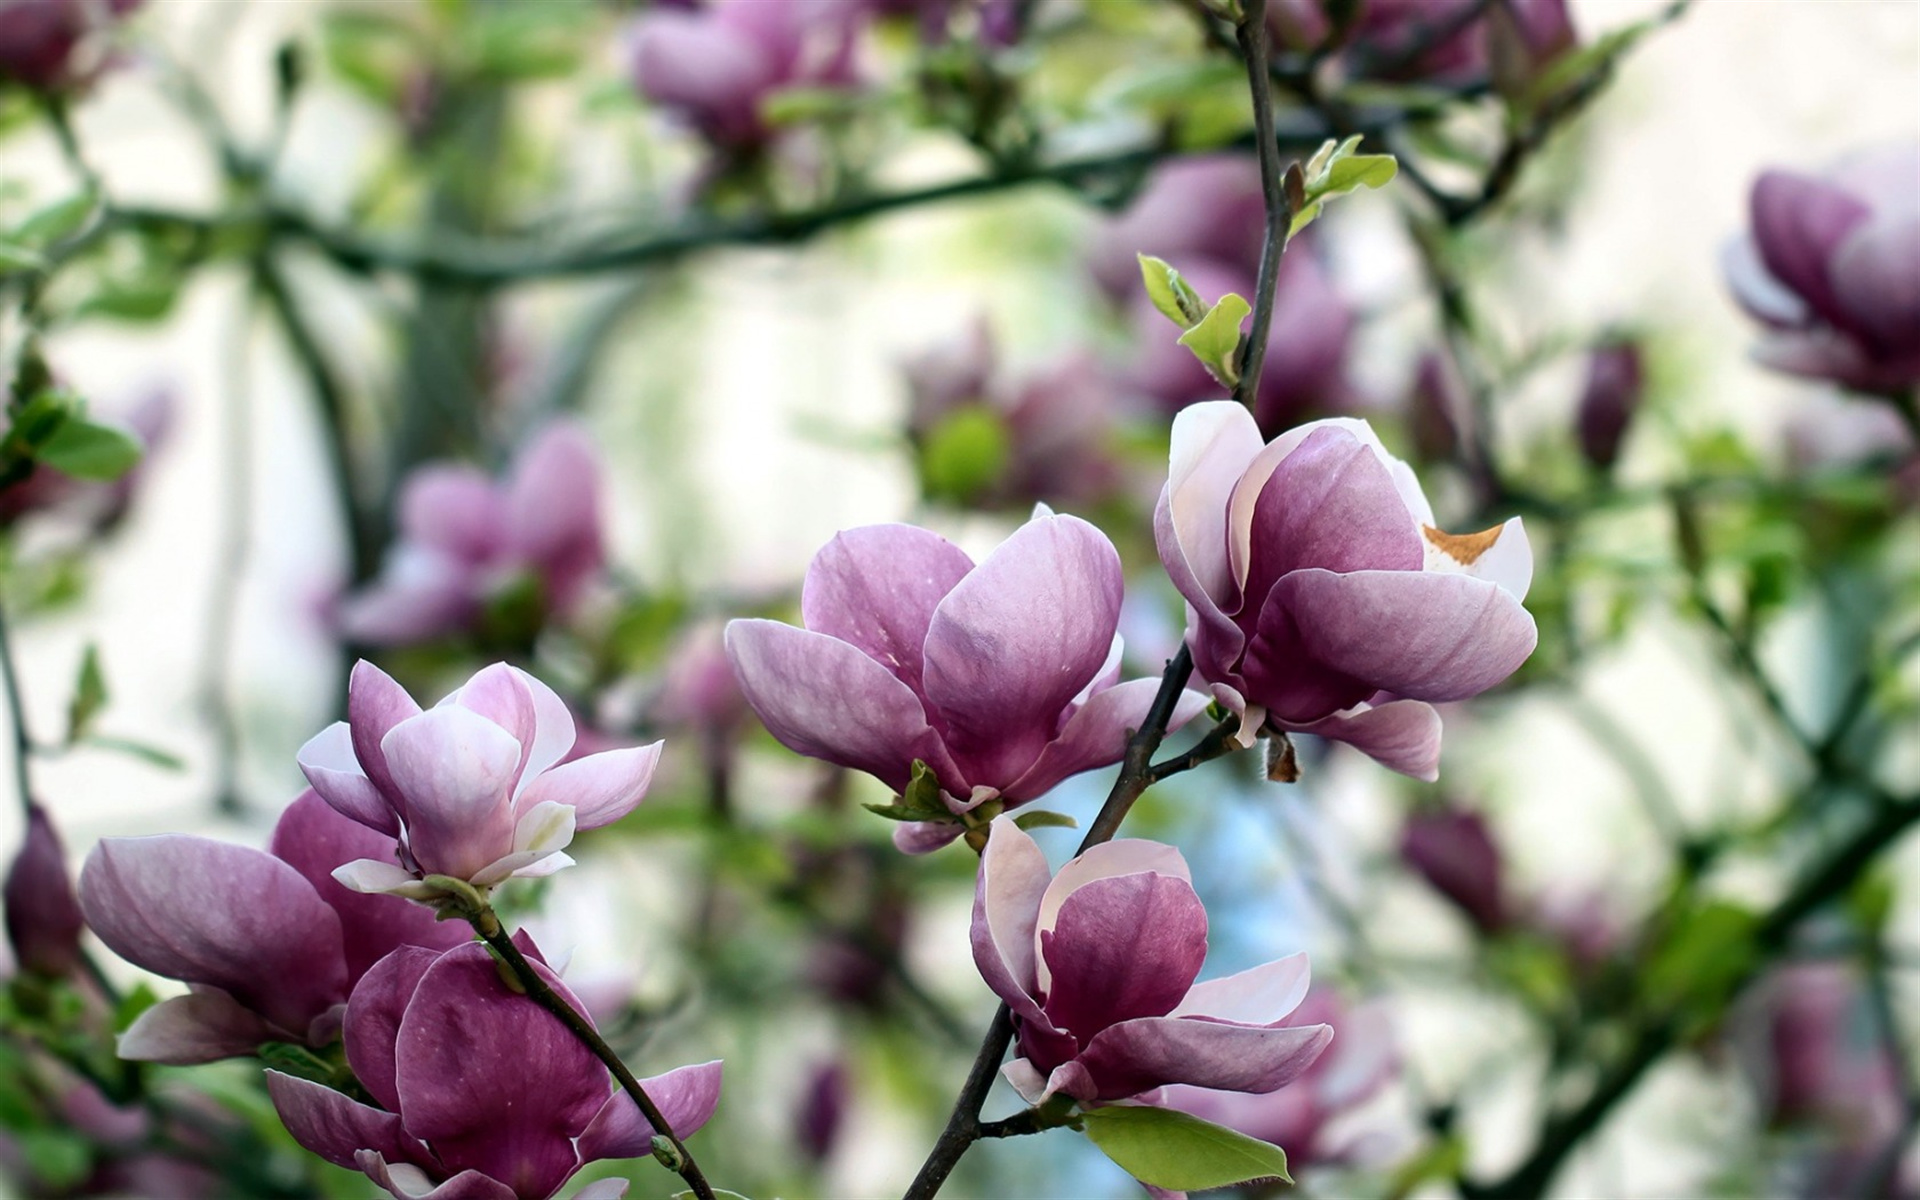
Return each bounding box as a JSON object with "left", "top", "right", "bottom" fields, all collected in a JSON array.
[
  {"left": 467, "top": 905, "right": 718, "bottom": 1200},
  {"left": 1230, "top": 0, "right": 1294, "bottom": 413}
]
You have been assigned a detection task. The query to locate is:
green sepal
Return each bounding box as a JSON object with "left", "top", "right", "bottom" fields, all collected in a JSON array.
[
  {"left": 1176, "top": 292, "right": 1251, "bottom": 388},
  {"left": 1012, "top": 810, "right": 1078, "bottom": 832},
  {"left": 1080, "top": 1105, "right": 1292, "bottom": 1190},
  {"left": 862, "top": 760, "right": 956, "bottom": 823}
]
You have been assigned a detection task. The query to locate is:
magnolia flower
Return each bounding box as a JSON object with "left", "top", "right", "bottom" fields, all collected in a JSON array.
[
  {"left": 269, "top": 941, "right": 721, "bottom": 1200},
  {"left": 1156, "top": 403, "right": 1536, "bottom": 778},
  {"left": 1158, "top": 990, "right": 1398, "bottom": 1172},
  {"left": 1723, "top": 142, "right": 1920, "bottom": 393},
  {"left": 626, "top": 0, "right": 862, "bottom": 149},
  {"left": 726, "top": 513, "right": 1205, "bottom": 853},
  {"left": 972, "top": 818, "right": 1332, "bottom": 1105},
  {"left": 77, "top": 791, "right": 469, "bottom": 1064},
  {"left": 297, "top": 661, "right": 662, "bottom": 898},
  {"left": 3, "top": 804, "right": 84, "bottom": 980},
  {"left": 340, "top": 422, "right": 606, "bottom": 646},
  {"left": 1267, "top": 0, "right": 1575, "bottom": 88},
  {"left": 0, "top": 0, "right": 142, "bottom": 91}
]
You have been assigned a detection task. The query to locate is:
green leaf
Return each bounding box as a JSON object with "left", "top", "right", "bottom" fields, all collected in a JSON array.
[
  {"left": 64, "top": 644, "right": 107, "bottom": 745},
  {"left": 73, "top": 277, "right": 181, "bottom": 324},
  {"left": 1012, "top": 810, "right": 1077, "bottom": 831},
  {"left": 1081, "top": 1105, "right": 1291, "bottom": 1190},
  {"left": 36, "top": 417, "right": 141, "bottom": 481},
  {"left": 78, "top": 734, "right": 187, "bottom": 772},
  {"left": 1287, "top": 198, "right": 1325, "bottom": 237},
  {"left": 1323, "top": 153, "right": 1398, "bottom": 195},
  {"left": 919, "top": 405, "right": 1008, "bottom": 503},
  {"left": 0, "top": 239, "right": 47, "bottom": 276},
  {"left": 1137, "top": 254, "right": 1206, "bottom": 327},
  {"left": 1175, "top": 292, "right": 1250, "bottom": 388},
  {"left": 13, "top": 191, "right": 98, "bottom": 248}
]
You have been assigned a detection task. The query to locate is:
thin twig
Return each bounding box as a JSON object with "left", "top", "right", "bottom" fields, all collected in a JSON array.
[
  {"left": 0, "top": 596, "right": 37, "bottom": 818},
  {"left": 468, "top": 905, "right": 719, "bottom": 1200},
  {"left": 1230, "top": 0, "right": 1292, "bottom": 412}
]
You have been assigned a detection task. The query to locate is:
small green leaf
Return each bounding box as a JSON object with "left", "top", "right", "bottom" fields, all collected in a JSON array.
[
  {"left": 1287, "top": 198, "right": 1326, "bottom": 237},
  {"left": 1137, "top": 254, "right": 1206, "bottom": 327},
  {"left": 919, "top": 405, "right": 1008, "bottom": 503},
  {"left": 1012, "top": 810, "right": 1077, "bottom": 831},
  {"left": 64, "top": 644, "right": 107, "bottom": 745},
  {"left": 36, "top": 417, "right": 141, "bottom": 481},
  {"left": 1175, "top": 292, "right": 1251, "bottom": 388},
  {"left": 78, "top": 735, "right": 187, "bottom": 772},
  {"left": 13, "top": 191, "right": 98, "bottom": 247},
  {"left": 0, "top": 240, "right": 47, "bottom": 275},
  {"left": 1081, "top": 1105, "right": 1291, "bottom": 1190},
  {"left": 1323, "top": 154, "right": 1398, "bottom": 195}
]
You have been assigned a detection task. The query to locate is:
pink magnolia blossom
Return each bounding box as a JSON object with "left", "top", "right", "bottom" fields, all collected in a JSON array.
[
  {"left": 1398, "top": 805, "right": 1508, "bottom": 934},
  {"left": 1723, "top": 142, "right": 1920, "bottom": 393},
  {"left": 1156, "top": 403, "right": 1536, "bottom": 778},
  {"left": 1267, "top": 0, "right": 1575, "bottom": 87},
  {"left": 296, "top": 661, "right": 662, "bottom": 897},
  {"left": 971, "top": 817, "right": 1332, "bottom": 1105},
  {"left": 626, "top": 0, "right": 862, "bottom": 149},
  {"left": 268, "top": 940, "right": 721, "bottom": 1200},
  {"left": 0, "top": 0, "right": 142, "bottom": 91},
  {"left": 340, "top": 422, "right": 606, "bottom": 646},
  {"left": 76, "top": 791, "right": 469, "bottom": 1064},
  {"left": 1157, "top": 989, "right": 1398, "bottom": 1172},
  {"left": 725, "top": 512, "right": 1206, "bottom": 853}
]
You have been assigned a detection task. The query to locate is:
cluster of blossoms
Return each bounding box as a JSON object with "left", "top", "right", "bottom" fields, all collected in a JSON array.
[{"left": 341, "top": 422, "right": 607, "bottom": 647}]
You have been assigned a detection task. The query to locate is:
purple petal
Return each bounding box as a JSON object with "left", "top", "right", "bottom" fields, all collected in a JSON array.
[
  {"left": 1268, "top": 569, "right": 1538, "bottom": 703},
  {"left": 444, "top": 664, "right": 536, "bottom": 775},
  {"left": 349, "top": 661, "right": 424, "bottom": 809},
  {"left": 344, "top": 945, "right": 446, "bottom": 1115},
  {"left": 1036, "top": 838, "right": 1191, "bottom": 993},
  {"left": 576, "top": 1060, "right": 724, "bottom": 1161},
  {"left": 892, "top": 821, "right": 966, "bottom": 854},
  {"left": 297, "top": 722, "right": 399, "bottom": 837},
  {"left": 801, "top": 525, "right": 974, "bottom": 704},
  {"left": 922, "top": 515, "right": 1124, "bottom": 786},
  {"left": 1831, "top": 216, "right": 1920, "bottom": 356},
  {"left": 970, "top": 818, "right": 1052, "bottom": 1021},
  {"left": 571, "top": 1181, "right": 631, "bottom": 1200},
  {"left": 725, "top": 619, "right": 963, "bottom": 795},
  {"left": 1158, "top": 401, "right": 1266, "bottom": 621},
  {"left": 514, "top": 742, "right": 662, "bottom": 832},
  {"left": 1722, "top": 235, "right": 1810, "bottom": 327},
  {"left": 505, "top": 422, "right": 606, "bottom": 611},
  {"left": 117, "top": 990, "right": 275, "bottom": 1064},
  {"left": 266, "top": 1071, "right": 418, "bottom": 1172},
  {"left": 1235, "top": 426, "right": 1423, "bottom": 619},
  {"left": 337, "top": 553, "right": 479, "bottom": 647},
  {"left": 380, "top": 706, "right": 524, "bottom": 882},
  {"left": 79, "top": 836, "right": 347, "bottom": 1037},
  {"left": 511, "top": 668, "right": 579, "bottom": 785},
  {"left": 1168, "top": 954, "right": 1310, "bottom": 1024},
  {"left": 269, "top": 791, "right": 469, "bottom": 986},
  {"left": 628, "top": 10, "right": 772, "bottom": 144},
  {"left": 359, "top": 1156, "right": 518, "bottom": 1200},
  {"left": 1283, "top": 699, "right": 1443, "bottom": 781},
  {"left": 393, "top": 943, "right": 606, "bottom": 1197},
  {"left": 1751, "top": 169, "right": 1874, "bottom": 330},
  {"left": 1073, "top": 1018, "right": 1334, "bottom": 1102},
  {"left": 1004, "top": 680, "right": 1209, "bottom": 803},
  {"left": 398, "top": 465, "right": 507, "bottom": 563},
  {"left": 1040, "top": 873, "right": 1209, "bottom": 1039}
]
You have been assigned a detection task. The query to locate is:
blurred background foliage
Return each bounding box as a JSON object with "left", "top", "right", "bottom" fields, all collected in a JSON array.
[{"left": 0, "top": 0, "right": 1916, "bottom": 1196}]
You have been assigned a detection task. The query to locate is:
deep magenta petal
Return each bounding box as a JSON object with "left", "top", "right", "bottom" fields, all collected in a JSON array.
[
  {"left": 1039, "top": 873, "right": 1209, "bottom": 1040},
  {"left": 575, "top": 1060, "right": 724, "bottom": 1162},
  {"left": 267, "top": 1071, "right": 420, "bottom": 1173},
  {"left": 117, "top": 990, "right": 275, "bottom": 1064},
  {"left": 393, "top": 944, "right": 606, "bottom": 1199},
  {"left": 344, "top": 945, "right": 445, "bottom": 1115},
  {"left": 1074, "top": 1018, "right": 1334, "bottom": 1102},
  {"left": 269, "top": 791, "right": 468, "bottom": 986},
  {"left": 79, "top": 836, "right": 347, "bottom": 1038},
  {"left": 1268, "top": 569, "right": 1538, "bottom": 703},
  {"left": 1751, "top": 169, "right": 1874, "bottom": 330},
  {"left": 1281, "top": 699, "right": 1443, "bottom": 780},
  {"left": 801, "top": 524, "right": 974, "bottom": 703},
  {"left": 348, "top": 661, "right": 424, "bottom": 809},
  {"left": 922, "top": 514, "right": 1123, "bottom": 786},
  {"left": 725, "top": 619, "right": 963, "bottom": 795}
]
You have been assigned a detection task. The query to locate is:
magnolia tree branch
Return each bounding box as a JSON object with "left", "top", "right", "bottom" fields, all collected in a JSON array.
[
  {"left": 461, "top": 902, "right": 719, "bottom": 1200},
  {"left": 0, "top": 598, "right": 35, "bottom": 819},
  {"left": 1230, "top": 0, "right": 1293, "bottom": 413}
]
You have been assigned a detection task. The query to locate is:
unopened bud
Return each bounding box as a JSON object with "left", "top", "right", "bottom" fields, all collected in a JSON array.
[
  {"left": 5, "top": 805, "right": 85, "bottom": 979},
  {"left": 1576, "top": 341, "right": 1645, "bottom": 472}
]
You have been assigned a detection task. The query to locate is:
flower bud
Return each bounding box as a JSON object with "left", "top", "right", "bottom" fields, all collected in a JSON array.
[
  {"left": 4, "top": 805, "right": 84, "bottom": 979},
  {"left": 1575, "top": 341, "right": 1645, "bottom": 472},
  {"left": 1399, "top": 805, "right": 1507, "bottom": 934}
]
